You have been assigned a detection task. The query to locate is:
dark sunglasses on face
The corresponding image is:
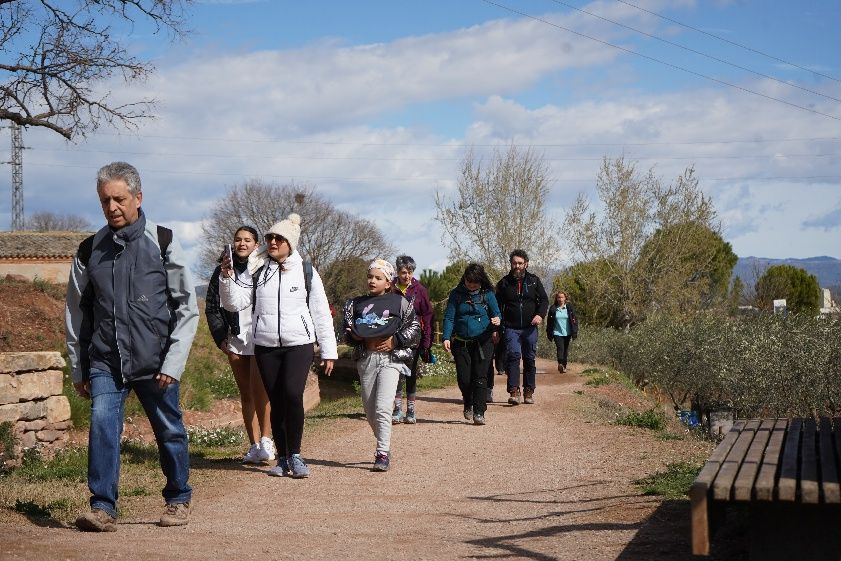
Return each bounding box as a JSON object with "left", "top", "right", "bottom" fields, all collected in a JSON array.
[{"left": 264, "top": 233, "right": 286, "bottom": 244}]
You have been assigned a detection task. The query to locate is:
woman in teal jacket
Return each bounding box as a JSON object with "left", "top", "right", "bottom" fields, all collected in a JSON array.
[{"left": 442, "top": 263, "right": 501, "bottom": 425}]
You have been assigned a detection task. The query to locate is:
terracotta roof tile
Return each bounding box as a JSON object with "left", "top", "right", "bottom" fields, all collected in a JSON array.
[{"left": 0, "top": 231, "right": 93, "bottom": 258}]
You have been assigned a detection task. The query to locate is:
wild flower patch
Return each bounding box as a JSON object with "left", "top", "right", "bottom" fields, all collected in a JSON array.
[{"left": 186, "top": 426, "right": 244, "bottom": 448}]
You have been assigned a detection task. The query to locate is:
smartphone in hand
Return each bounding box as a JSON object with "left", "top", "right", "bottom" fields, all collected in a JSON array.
[{"left": 225, "top": 243, "right": 234, "bottom": 266}]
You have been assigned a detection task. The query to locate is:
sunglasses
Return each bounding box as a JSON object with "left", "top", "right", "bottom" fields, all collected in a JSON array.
[{"left": 264, "top": 233, "right": 287, "bottom": 244}]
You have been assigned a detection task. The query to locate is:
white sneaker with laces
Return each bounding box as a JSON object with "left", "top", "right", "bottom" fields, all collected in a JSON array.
[
  {"left": 258, "top": 436, "right": 276, "bottom": 462},
  {"left": 242, "top": 443, "right": 262, "bottom": 464}
]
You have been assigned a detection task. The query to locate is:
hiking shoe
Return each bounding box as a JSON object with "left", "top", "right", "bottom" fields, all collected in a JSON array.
[
  {"left": 289, "top": 454, "right": 310, "bottom": 478},
  {"left": 257, "top": 436, "right": 276, "bottom": 462},
  {"left": 523, "top": 389, "right": 535, "bottom": 404},
  {"left": 242, "top": 443, "right": 262, "bottom": 464},
  {"left": 473, "top": 414, "right": 486, "bottom": 425},
  {"left": 404, "top": 410, "right": 417, "bottom": 424},
  {"left": 392, "top": 409, "right": 404, "bottom": 424},
  {"left": 159, "top": 502, "right": 190, "bottom": 527},
  {"left": 561, "top": 364, "right": 567, "bottom": 373},
  {"left": 508, "top": 389, "right": 520, "bottom": 405},
  {"left": 463, "top": 407, "right": 473, "bottom": 420},
  {"left": 268, "top": 456, "right": 290, "bottom": 477},
  {"left": 75, "top": 508, "right": 117, "bottom": 532},
  {"left": 558, "top": 363, "right": 563, "bottom": 373},
  {"left": 373, "top": 451, "right": 390, "bottom": 472},
  {"left": 486, "top": 388, "right": 493, "bottom": 403}
]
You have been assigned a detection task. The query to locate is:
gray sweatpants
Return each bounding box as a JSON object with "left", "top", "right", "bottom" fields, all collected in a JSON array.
[{"left": 357, "top": 352, "right": 402, "bottom": 453}]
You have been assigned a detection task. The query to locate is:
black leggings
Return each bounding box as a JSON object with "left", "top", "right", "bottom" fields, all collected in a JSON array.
[
  {"left": 254, "top": 344, "right": 313, "bottom": 457},
  {"left": 396, "top": 347, "right": 421, "bottom": 396},
  {"left": 553, "top": 335, "right": 572, "bottom": 367}
]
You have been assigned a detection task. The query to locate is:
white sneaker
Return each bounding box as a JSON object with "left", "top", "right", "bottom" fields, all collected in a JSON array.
[
  {"left": 258, "top": 436, "right": 276, "bottom": 462},
  {"left": 242, "top": 443, "right": 261, "bottom": 464}
]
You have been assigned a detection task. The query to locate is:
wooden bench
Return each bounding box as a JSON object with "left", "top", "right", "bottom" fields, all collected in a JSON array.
[{"left": 690, "top": 418, "right": 841, "bottom": 559}]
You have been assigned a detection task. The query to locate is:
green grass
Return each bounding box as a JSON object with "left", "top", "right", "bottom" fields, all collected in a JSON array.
[
  {"left": 615, "top": 408, "right": 666, "bottom": 431},
  {"left": 635, "top": 462, "right": 703, "bottom": 499},
  {"left": 585, "top": 374, "right": 612, "bottom": 387},
  {"left": 0, "top": 421, "right": 16, "bottom": 465},
  {"left": 16, "top": 447, "right": 88, "bottom": 482}
]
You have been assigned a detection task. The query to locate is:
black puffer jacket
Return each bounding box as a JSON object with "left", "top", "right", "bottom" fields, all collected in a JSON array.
[
  {"left": 495, "top": 271, "right": 549, "bottom": 330},
  {"left": 205, "top": 262, "right": 246, "bottom": 348}
]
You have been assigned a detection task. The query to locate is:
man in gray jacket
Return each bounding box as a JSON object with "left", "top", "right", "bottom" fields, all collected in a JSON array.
[{"left": 65, "top": 162, "right": 199, "bottom": 531}]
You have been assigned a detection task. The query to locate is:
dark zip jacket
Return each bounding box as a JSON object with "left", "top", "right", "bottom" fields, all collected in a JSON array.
[
  {"left": 65, "top": 209, "right": 198, "bottom": 383},
  {"left": 546, "top": 302, "right": 579, "bottom": 340},
  {"left": 205, "top": 261, "right": 247, "bottom": 348},
  {"left": 495, "top": 270, "right": 549, "bottom": 330}
]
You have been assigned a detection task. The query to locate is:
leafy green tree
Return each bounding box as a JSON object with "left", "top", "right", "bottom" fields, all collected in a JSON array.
[
  {"left": 754, "top": 265, "right": 821, "bottom": 314},
  {"left": 636, "top": 222, "right": 737, "bottom": 314},
  {"left": 563, "top": 157, "right": 719, "bottom": 328},
  {"left": 553, "top": 258, "right": 623, "bottom": 327}
]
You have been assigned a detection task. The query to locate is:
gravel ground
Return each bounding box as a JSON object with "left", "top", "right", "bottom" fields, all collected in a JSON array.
[{"left": 0, "top": 359, "right": 745, "bottom": 560}]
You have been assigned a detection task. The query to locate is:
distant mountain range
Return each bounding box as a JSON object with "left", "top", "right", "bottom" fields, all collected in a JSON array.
[{"left": 733, "top": 256, "right": 841, "bottom": 289}]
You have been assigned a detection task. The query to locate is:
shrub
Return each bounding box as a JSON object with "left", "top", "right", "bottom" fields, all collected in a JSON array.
[{"left": 615, "top": 408, "right": 666, "bottom": 431}]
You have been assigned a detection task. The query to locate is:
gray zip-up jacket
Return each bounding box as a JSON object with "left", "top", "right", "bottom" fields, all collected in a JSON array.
[{"left": 65, "top": 210, "right": 199, "bottom": 384}]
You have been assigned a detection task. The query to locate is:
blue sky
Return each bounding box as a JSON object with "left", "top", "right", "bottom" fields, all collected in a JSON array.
[{"left": 4, "top": 0, "right": 841, "bottom": 277}]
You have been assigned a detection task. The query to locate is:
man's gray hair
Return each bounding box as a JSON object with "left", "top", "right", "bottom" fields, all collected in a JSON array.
[
  {"left": 97, "top": 162, "right": 142, "bottom": 195},
  {"left": 395, "top": 255, "right": 416, "bottom": 272}
]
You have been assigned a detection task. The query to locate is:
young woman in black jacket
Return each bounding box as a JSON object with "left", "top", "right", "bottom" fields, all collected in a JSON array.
[
  {"left": 205, "top": 226, "right": 274, "bottom": 464},
  {"left": 545, "top": 291, "right": 578, "bottom": 373}
]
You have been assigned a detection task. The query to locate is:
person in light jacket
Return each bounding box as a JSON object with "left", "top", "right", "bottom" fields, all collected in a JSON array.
[{"left": 219, "top": 214, "right": 336, "bottom": 479}]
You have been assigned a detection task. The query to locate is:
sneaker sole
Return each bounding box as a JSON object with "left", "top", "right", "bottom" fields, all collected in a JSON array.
[
  {"left": 159, "top": 519, "right": 189, "bottom": 527},
  {"left": 290, "top": 472, "right": 310, "bottom": 479},
  {"left": 508, "top": 399, "right": 519, "bottom": 405},
  {"left": 372, "top": 465, "right": 389, "bottom": 472}
]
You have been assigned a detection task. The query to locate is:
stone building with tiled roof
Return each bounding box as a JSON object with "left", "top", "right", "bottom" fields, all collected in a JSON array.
[{"left": 0, "top": 231, "right": 92, "bottom": 283}]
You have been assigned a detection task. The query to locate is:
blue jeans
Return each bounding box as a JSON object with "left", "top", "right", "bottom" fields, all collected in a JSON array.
[
  {"left": 504, "top": 326, "right": 538, "bottom": 392},
  {"left": 88, "top": 368, "right": 191, "bottom": 517}
]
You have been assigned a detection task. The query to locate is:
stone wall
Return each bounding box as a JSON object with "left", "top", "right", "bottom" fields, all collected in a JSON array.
[{"left": 0, "top": 352, "right": 72, "bottom": 466}]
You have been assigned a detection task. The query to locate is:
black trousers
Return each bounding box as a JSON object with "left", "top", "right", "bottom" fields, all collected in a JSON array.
[
  {"left": 453, "top": 337, "right": 493, "bottom": 416},
  {"left": 486, "top": 335, "right": 506, "bottom": 389},
  {"left": 396, "top": 347, "right": 420, "bottom": 397},
  {"left": 254, "top": 344, "right": 313, "bottom": 457},
  {"left": 553, "top": 335, "right": 572, "bottom": 367}
]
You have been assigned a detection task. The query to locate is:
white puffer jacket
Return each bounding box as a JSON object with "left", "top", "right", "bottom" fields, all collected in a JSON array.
[{"left": 219, "top": 250, "right": 338, "bottom": 360}]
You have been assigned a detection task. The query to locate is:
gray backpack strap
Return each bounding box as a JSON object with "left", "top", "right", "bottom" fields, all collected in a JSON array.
[{"left": 303, "top": 261, "right": 313, "bottom": 306}]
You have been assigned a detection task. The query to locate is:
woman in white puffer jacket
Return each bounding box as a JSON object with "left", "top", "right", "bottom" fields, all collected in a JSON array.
[{"left": 220, "top": 213, "right": 336, "bottom": 478}]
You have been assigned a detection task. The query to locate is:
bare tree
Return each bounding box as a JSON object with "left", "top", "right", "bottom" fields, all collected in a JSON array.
[
  {"left": 563, "top": 157, "right": 719, "bottom": 329},
  {"left": 435, "top": 145, "right": 561, "bottom": 280},
  {"left": 199, "top": 180, "right": 394, "bottom": 292},
  {"left": 0, "top": 1, "right": 189, "bottom": 139},
  {"left": 27, "top": 211, "right": 91, "bottom": 231}
]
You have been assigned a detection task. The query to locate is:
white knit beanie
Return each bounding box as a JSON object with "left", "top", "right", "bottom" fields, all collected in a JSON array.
[{"left": 267, "top": 213, "right": 302, "bottom": 251}]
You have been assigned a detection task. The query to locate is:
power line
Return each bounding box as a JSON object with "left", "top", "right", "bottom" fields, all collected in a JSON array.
[
  {"left": 92, "top": 131, "right": 841, "bottom": 147},
  {"left": 27, "top": 161, "right": 841, "bottom": 184},
  {"left": 480, "top": 0, "right": 841, "bottom": 122},
  {"left": 613, "top": 0, "right": 841, "bottom": 84},
  {"left": 32, "top": 146, "right": 841, "bottom": 163},
  {"left": 546, "top": 0, "right": 841, "bottom": 104}
]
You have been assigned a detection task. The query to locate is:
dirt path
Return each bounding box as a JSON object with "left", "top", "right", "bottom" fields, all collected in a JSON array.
[{"left": 1, "top": 360, "right": 733, "bottom": 561}]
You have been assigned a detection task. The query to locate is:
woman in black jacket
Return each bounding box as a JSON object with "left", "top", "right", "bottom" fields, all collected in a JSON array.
[
  {"left": 545, "top": 291, "right": 578, "bottom": 373},
  {"left": 206, "top": 226, "right": 274, "bottom": 465}
]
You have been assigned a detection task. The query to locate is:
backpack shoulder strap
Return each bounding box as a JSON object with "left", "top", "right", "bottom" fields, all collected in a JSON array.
[
  {"left": 156, "top": 225, "right": 173, "bottom": 263},
  {"left": 303, "top": 261, "right": 313, "bottom": 306},
  {"left": 77, "top": 235, "right": 95, "bottom": 268}
]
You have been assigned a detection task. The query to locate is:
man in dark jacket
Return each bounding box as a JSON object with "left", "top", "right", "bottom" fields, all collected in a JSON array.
[
  {"left": 495, "top": 249, "right": 548, "bottom": 405},
  {"left": 65, "top": 162, "right": 199, "bottom": 531}
]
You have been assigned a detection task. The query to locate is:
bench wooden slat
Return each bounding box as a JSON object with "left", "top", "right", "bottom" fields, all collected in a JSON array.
[
  {"left": 819, "top": 417, "right": 840, "bottom": 503},
  {"left": 778, "top": 418, "right": 803, "bottom": 501},
  {"left": 713, "top": 420, "right": 761, "bottom": 501},
  {"left": 690, "top": 420, "right": 746, "bottom": 556},
  {"left": 754, "top": 419, "right": 788, "bottom": 501},
  {"left": 801, "top": 418, "right": 819, "bottom": 503},
  {"left": 733, "top": 418, "right": 776, "bottom": 500}
]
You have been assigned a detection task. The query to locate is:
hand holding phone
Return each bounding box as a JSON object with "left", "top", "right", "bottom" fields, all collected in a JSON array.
[{"left": 222, "top": 243, "right": 234, "bottom": 278}]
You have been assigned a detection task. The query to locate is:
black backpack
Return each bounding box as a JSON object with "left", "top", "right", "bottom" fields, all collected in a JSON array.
[{"left": 77, "top": 225, "right": 172, "bottom": 267}]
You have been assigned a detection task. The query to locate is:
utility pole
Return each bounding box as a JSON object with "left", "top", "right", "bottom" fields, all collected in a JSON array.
[{"left": 10, "top": 123, "right": 24, "bottom": 230}]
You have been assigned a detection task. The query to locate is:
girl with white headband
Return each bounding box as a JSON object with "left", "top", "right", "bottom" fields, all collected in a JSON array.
[{"left": 343, "top": 258, "right": 420, "bottom": 471}]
